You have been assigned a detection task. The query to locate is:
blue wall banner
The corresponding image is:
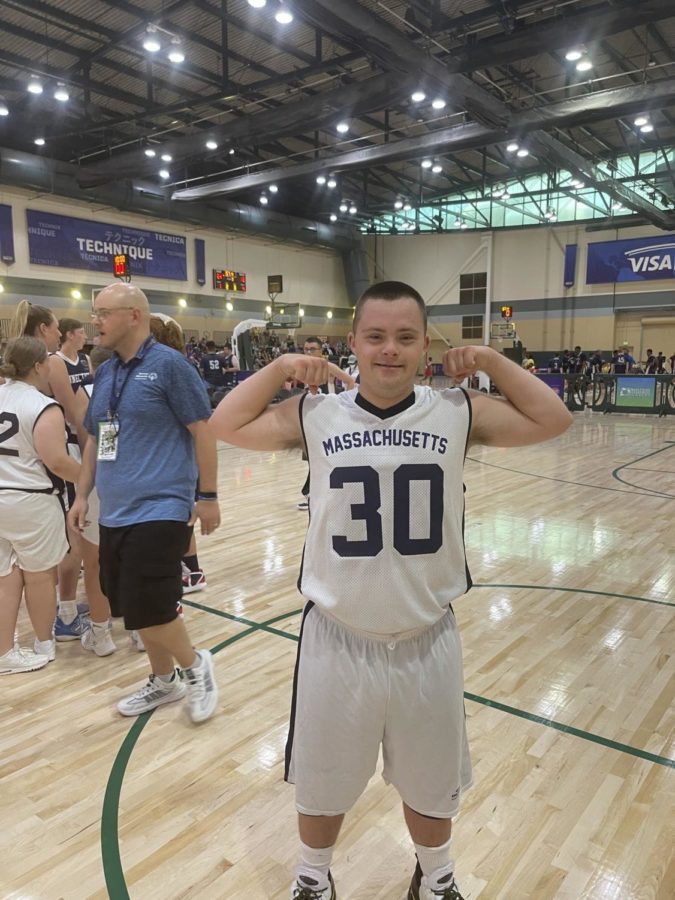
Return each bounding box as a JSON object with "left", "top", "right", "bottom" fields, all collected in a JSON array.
[
  {"left": 26, "top": 209, "right": 187, "bottom": 280},
  {"left": 195, "top": 238, "right": 205, "bottom": 286},
  {"left": 563, "top": 243, "right": 577, "bottom": 288},
  {"left": 0, "top": 204, "right": 15, "bottom": 264},
  {"left": 586, "top": 234, "right": 675, "bottom": 284}
]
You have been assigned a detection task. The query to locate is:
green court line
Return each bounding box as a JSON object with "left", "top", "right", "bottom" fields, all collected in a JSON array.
[
  {"left": 102, "top": 585, "right": 674, "bottom": 897},
  {"left": 611, "top": 443, "right": 675, "bottom": 498},
  {"left": 101, "top": 610, "right": 300, "bottom": 900},
  {"left": 465, "top": 455, "right": 668, "bottom": 499},
  {"left": 463, "top": 693, "right": 675, "bottom": 769},
  {"left": 474, "top": 583, "right": 675, "bottom": 609}
]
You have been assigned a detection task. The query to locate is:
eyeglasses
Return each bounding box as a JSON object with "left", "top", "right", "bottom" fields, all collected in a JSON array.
[{"left": 90, "top": 306, "right": 137, "bottom": 320}]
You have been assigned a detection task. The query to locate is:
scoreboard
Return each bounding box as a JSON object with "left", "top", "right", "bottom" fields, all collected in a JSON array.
[{"left": 213, "top": 269, "right": 247, "bottom": 292}]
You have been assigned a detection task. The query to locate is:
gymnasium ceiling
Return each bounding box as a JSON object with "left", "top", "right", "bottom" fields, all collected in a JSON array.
[{"left": 0, "top": 0, "right": 674, "bottom": 233}]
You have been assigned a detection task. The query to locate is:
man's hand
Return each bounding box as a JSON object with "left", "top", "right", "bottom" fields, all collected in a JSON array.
[
  {"left": 68, "top": 496, "right": 89, "bottom": 533},
  {"left": 275, "top": 354, "right": 346, "bottom": 393},
  {"left": 443, "top": 346, "right": 494, "bottom": 383},
  {"left": 189, "top": 499, "right": 221, "bottom": 536}
]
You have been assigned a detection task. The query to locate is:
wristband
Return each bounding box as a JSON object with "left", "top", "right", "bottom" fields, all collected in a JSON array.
[{"left": 196, "top": 491, "right": 218, "bottom": 501}]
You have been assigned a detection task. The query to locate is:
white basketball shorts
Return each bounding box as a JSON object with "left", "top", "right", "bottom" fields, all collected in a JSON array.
[
  {"left": 0, "top": 491, "right": 69, "bottom": 575},
  {"left": 285, "top": 603, "right": 473, "bottom": 818}
]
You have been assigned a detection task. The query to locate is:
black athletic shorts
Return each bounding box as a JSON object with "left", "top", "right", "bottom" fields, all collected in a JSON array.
[{"left": 99, "top": 520, "right": 192, "bottom": 629}]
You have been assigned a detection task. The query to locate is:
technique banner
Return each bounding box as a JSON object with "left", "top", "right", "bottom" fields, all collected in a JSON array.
[
  {"left": 586, "top": 234, "right": 675, "bottom": 284},
  {"left": 26, "top": 209, "right": 187, "bottom": 280}
]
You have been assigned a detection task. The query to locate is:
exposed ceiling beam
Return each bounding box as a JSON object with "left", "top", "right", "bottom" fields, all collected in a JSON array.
[{"left": 172, "top": 80, "right": 675, "bottom": 196}]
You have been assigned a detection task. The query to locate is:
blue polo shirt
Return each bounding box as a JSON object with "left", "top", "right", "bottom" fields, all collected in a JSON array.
[{"left": 84, "top": 339, "right": 212, "bottom": 527}]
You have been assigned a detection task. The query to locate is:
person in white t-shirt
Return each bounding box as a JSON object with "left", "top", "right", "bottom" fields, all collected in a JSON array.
[{"left": 0, "top": 337, "right": 81, "bottom": 674}]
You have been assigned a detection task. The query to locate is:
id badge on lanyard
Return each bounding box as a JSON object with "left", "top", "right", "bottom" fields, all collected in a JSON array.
[{"left": 97, "top": 420, "right": 118, "bottom": 461}]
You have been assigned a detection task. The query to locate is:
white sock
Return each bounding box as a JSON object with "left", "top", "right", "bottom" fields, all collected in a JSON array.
[
  {"left": 414, "top": 836, "right": 453, "bottom": 878},
  {"left": 58, "top": 600, "right": 77, "bottom": 624},
  {"left": 156, "top": 671, "right": 175, "bottom": 683},
  {"left": 186, "top": 652, "right": 201, "bottom": 670},
  {"left": 91, "top": 619, "right": 109, "bottom": 630},
  {"left": 299, "top": 841, "right": 334, "bottom": 877}
]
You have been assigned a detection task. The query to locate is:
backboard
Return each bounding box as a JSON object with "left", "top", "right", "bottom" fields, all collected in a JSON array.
[{"left": 490, "top": 321, "right": 516, "bottom": 340}]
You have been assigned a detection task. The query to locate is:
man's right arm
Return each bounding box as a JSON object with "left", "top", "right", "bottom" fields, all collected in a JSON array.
[{"left": 209, "top": 355, "right": 344, "bottom": 451}]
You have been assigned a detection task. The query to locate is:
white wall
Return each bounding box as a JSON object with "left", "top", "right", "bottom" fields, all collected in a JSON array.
[
  {"left": 368, "top": 222, "right": 675, "bottom": 305},
  {"left": 0, "top": 186, "right": 349, "bottom": 308}
]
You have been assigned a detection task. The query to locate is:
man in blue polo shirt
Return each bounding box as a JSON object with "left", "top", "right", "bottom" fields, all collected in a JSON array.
[{"left": 69, "top": 282, "right": 221, "bottom": 723}]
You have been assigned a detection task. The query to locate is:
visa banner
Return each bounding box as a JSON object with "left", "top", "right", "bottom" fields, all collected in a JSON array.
[
  {"left": 586, "top": 234, "right": 675, "bottom": 284},
  {"left": 26, "top": 209, "right": 187, "bottom": 280}
]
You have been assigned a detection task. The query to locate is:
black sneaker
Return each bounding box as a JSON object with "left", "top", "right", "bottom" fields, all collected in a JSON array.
[
  {"left": 408, "top": 861, "right": 464, "bottom": 899},
  {"left": 290, "top": 869, "right": 336, "bottom": 899}
]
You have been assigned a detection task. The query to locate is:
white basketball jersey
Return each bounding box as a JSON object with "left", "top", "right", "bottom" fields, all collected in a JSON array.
[
  {"left": 0, "top": 381, "right": 61, "bottom": 491},
  {"left": 300, "top": 385, "right": 472, "bottom": 636}
]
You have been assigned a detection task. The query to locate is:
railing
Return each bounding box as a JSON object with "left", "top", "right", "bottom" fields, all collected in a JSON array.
[{"left": 536, "top": 373, "right": 675, "bottom": 416}]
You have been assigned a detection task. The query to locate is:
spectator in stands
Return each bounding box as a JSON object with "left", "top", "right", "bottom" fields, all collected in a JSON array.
[
  {"left": 571, "top": 346, "right": 588, "bottom": 374},
  {"left": 644, "top": 349, "right": 657, "bottom": 374},
  {"left": 669, "top": 351, "right": 675, "bottom": 374},
  {"left": 548, "top": 353, "right": 562, "bottom": 373},
  {"left": 611, "top": 349, "right": 629, "bottom": 374}
]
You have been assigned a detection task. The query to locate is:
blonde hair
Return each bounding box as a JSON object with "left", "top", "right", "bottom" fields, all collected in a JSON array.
[
  {"left": 150, "top": 314, "right": 185, "bottom": 354},
  {"left": 0, "top": 336, "right": 48, "bottom": 379},
  {"left": 11, "top": 299, "right": 55, "bottom": 338}
]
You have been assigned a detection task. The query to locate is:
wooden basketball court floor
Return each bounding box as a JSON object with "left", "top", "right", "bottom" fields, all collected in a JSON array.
[{"left": 3, "top": 410, "right": 674, "bottom": 899}]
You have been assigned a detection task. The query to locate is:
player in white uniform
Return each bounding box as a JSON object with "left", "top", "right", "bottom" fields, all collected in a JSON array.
[
  {"left": 209, "top": 281, "right": 572, "bottom": 900},
  {"left": 0, "top": 337, "right": 81, "bottom": 674},
  {"left": 11, "top": 301, "right": 90, "bottom": 641}
]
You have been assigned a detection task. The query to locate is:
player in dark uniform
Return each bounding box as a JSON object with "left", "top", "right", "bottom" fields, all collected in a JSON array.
[
  {"left": 57, "top": 318, "right": 92, "bottom": 391},
  {"left": 200, "top": 341, "right": 228, "bottom": 390}
]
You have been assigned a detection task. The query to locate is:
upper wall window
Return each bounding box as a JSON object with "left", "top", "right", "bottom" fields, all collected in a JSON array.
[{"left": 459, "top": 272, "right": 487, "bottom": 306}]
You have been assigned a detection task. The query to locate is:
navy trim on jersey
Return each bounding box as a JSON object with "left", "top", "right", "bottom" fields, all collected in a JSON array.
[
  {"left": 297, "top": 392, "right": 310, "bottom": 594},
  {"left": 354, "top": 389, "right": 415, "bottom": 420},
  {"left": 30, "top": 400, "right": 61, "bottom": 433},
  {"left": 284, "top": 600, "right": 315, "bottom": 783},
  {"left": 458, "top": 387, "right": 473, "bottom": 459}
]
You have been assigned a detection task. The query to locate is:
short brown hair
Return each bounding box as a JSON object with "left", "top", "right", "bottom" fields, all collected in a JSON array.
[
  {"left": 0, "top": 336, "right": 48, "bottom": 379},
  {"left": 353, "top": 281, "right": 427, "bottom": 331}
]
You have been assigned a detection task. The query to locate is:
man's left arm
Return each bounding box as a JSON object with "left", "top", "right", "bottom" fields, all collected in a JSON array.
[
  {"left": 443, "top": 346, "right": 573, "bottom": 447},
  {"left": 187, "top": 419, "right": 221, "bottom": 535}
]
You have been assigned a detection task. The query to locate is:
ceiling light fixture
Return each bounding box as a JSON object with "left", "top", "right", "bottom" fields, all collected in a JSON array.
[
  {"left": 403, "top": 203, "right": 412, "bottom": 211},
  {"left": 27, "top": 77, "right": 43, "bottom": 95},
  {"left": 260, "top": 194, "right": 269, "bottom": 204},
  {"left": 226, "top": 301, "right": 234, "bottom": 311},
  {"left": 431, "top": 98, "right": 446, "bottom": 110},
  {"left": 633, "top": 115, "right": 649, "bottom": 127},
  {"left": 349, "top": 205, "right": 357, "bottom": 215},
  {"left": 143, "top": 25, "right": 161, "bottom": 52},
  {"left": 54, "top": 83, "right": 69, "bottom": 102},
  {"left": 339, "top": 203, "right": 348, "bottom": 213},
  {"left": 565, "top": 48, "right": 583, "bottom": 61},
  {"left": 326, "top": 310, "right": 333, "bottom": 319},
  {"left": 326, "top": 177, "right": 337, "bottom": 189},
  {"left": 34, "top": 137, "right": 45, "bottom": 146},
  {"left": 161, "top": 153, "right": 172, "bottom": 162},
  {"left": 70, "top": 289, "right": 82, "bottom": 300},
  {"left": 576, "top": 58, "right": 593, "bottom": 72},
  {"left": 461, "top": 222, "right": 468, "bottom": 229},
  {"left": 0, "top": 100, "right": 8, "bottom": 116},
  {"left": 411, "top": 90, "right": 426, "bottom": 103},
  {"left": 178, "top": 297, "right": 187, "bottom": 308},
  {"left": 299, "top": 308, "right": 305, "bottom": 317},
  {"left": 205, "top": 140, "right": 218, "bottom": 150},
  {"left": 275, "top": 5, "right": 294, "bottom": 24},
  {"left": 269, "top": 184, "right": 278, "bottom": 193},
  {"left": 421, "top": 159, "right": 433, "bottom": 169},
  {"left": 248, "top": 0, "right": 267, "bottom": 7},
  {"left": 228, "top": 148, "right": 235, "bottom": 155},
  {"left": 336, "top": 121, "right": 349, "bottom": 134},
  {"left": 316, "top": 175, "right": 326, "bottom": 185},
  {"left": 168, "top": 37, "right": 185, "bottom": 63},
  {"left": 144, "top": 148, "right": 156, "bottom": 158},
  {"left": 516, "top": 147, "right": 529, "bottom": 157},
  {"left": 329, "top": 213, "right": 337, "bottom": 222},
  {"left": 640, "top": 123, "right": 654, "bottom": 133},
  {"left": 159, "top": 169, "right": 170, "bottom": 179},
  {"left": 506, "top": 141, "right": 519, "bottom": 153},
  {"left": 431, "top": 163, "right": 442, "bottom": 174},
  {"left": 394, "top": 200, "right": 403, "bottom": 210}
]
